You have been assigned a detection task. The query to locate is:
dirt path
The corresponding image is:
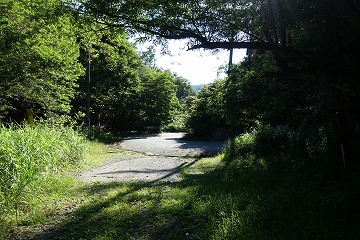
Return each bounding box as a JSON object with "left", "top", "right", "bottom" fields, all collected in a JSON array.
[{"left": 78, "top": 133, "right": 224, "bottom": 183}]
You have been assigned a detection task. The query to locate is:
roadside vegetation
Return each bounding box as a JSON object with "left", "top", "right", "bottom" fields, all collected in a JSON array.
[
  {"left": 1, "top": 0, "right": 360, "bottom": 239},
  {"left": 0, "top": 123, "right": 84, "bottom": 235},
  {"left": 0, "top": 124, "right": 127, "bottom": 238},
  {"left": 2, "top": 130, "right": 359, "bottom": 239}
]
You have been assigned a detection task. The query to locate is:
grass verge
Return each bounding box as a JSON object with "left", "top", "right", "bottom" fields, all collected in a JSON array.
[
  {"left": 0, "top": 123, "right": 85, "bottom": 221},
  {"left": 3, "top": 140, "right": 360, "bottom": 239}
]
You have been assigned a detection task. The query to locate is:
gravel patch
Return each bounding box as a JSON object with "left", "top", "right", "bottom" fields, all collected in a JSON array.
[{"left": 78, "top": 156, "right": 185, "bottom": 183}]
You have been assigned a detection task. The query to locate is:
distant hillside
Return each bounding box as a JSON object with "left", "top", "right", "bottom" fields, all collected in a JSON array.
[{"left": 191, "top": 84, "right": 207, "bottom": 92}]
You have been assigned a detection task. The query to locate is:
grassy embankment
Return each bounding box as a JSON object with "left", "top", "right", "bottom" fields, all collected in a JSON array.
[
  {"left": 1, "top": 124, "right": 359, "bottom": 239},
  {"left": 0, "top": 124, "right": 84, "bottom": 235}
]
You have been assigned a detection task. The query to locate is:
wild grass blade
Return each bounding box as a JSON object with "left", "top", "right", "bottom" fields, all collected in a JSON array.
[{"left": 0, "top": 123, "right": 85, "bottom": 220}]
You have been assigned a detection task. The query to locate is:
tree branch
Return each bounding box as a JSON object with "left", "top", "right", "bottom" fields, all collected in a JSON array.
[
  {"left": 188, "top": 41, "right": 272, "bottom": 50},
  {"left": 81, "top": 2, "right": 273, "bottom": 52}
]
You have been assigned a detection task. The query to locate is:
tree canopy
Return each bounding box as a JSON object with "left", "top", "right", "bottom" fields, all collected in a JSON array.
[
  {"left": 0, "top": 0, "right": 194, "bottom": 132},
  {"left": 1, "top": 0, "right": 359, "bottom": 170},
  {"left": 71, "top": 0, "right": 358, "bottom": 170},
  {"left": 76, "top": 0, "right": 360, "bottom": 81},
  {"left": 0, "top": 0, "right": 83, "bottom": 120}
]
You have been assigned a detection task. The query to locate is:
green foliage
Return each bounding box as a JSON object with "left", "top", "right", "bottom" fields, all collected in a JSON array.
[
  {"left": 161, "top": 74, "right": 194, "bottom": 132},
  {"left": 0, "top": 0, "right": 83, "bottom": 121},
  {"left": 222, "top": 123, "right": 340, "bottom": 174},
  {"left": 222, "top": 125, "right": 290, "bottom": 169},
  {"left": 162, "top": 109, "right": 188, "bottom": 132},
  {"left": 0, "top": 123, "right": 85, "bottom": 218},
  {"left": 172, "top": 74, "right": 195, "bottom": 103},
  {"left": 224, "top": 55, "right": 283, "bottom": 128},
  {"left": 79, "top": 0, "right": 261, "bottom": 50},
  {"left": 224, "top": 54, "right": 335, "bottom": 129},
  {"left": 138, "top": 69, "right": 178, "bottom": 128},
  {"left": 72, "top": 26, "right": 181, "bottom": 132},
  {"left": 185, "top": 61, "right": 293, "bottom": 138},
  {"left": 81, "top": 125, "right": 120, "bottom": 143},
  {"left": 0, "top": 0, "right": 356, "bottom": 238},
  {"left": 186, "top": 80, "right": 229, "bottom": 138},
  {"left": 81, "top": 0, "right": 360, "bottom": 171},
  {"left": 75, "top": 28, "right": 144, "bottom": 131}
]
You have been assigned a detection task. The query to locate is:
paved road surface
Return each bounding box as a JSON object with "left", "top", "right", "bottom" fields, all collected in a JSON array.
[
  {"left": 78, "top": 133, "right": 224, "bottom": 183},
  {"left": 120, "top": 132, "right": 224, "bottom": 157}
]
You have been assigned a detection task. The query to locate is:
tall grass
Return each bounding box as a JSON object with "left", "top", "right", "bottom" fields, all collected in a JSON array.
[{"left": 0, "top": 123, "right": 85, "bottom": 217}]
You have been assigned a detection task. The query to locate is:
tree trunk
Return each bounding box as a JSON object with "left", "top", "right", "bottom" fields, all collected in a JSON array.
[
  {"left": 86, "top": 50, "right": 91, "bottom": 127},
  {"left": 262, "top": 0, "right": 289, "bottom": 72},
  {"left": 336, "top": 96, "right": 353, "bottom": 173}
]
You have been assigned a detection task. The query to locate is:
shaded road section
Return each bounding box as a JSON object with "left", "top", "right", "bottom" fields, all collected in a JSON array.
[
  {"left": 78, "top": 133, "right": 224, "bottom": 183},
  {"left": 78, "top": 156, "right": 185, "bottom": 183},
  {"left": 120, "top": 132, "right": 224, "bottom": 157}
]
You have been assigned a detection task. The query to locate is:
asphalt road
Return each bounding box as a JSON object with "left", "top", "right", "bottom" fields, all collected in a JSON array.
[
  {"left": 120, "top": 132, "right": 224, "bottom": 157},
  {"left": 78, "top": 132, "right": 224, "bottom": 183}
]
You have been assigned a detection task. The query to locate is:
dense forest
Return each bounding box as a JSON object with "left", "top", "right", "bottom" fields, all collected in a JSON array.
[
  {"left": 0, "top": 0, "right": 195, "bottom": 132},
  {"left": 1, "top": 0, "right": 360, "bottom": 239}
]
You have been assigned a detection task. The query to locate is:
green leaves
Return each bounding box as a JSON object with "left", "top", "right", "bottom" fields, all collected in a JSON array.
[
  {"left": 72, "top": 26, "right": 181, "bottom": 131},
  {"left": 0, "top": 0, "right": 83, "bottom": 121},
  {"left": 80, "top": 0, "right": 259, "bottom": 47},
  {"left": 138, "top": 69, "right": 177, "bottom": 127}
]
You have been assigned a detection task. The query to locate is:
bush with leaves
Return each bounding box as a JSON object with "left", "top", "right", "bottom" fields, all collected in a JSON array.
[{"left": 223, "top": 123, "right": 340, "bottom": 174}]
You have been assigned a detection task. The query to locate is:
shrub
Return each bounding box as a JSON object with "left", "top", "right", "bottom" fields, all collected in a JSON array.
[
  {"left": 186, "top": 80, "right": 230, "bottom": 139},
  {"left": 223, "top": 125, "right": 290, "bottom": 155},
  {"left": 252, "top": 125, "right": 292, "bottom": 157},
  {"left": 223, "top": 124, "right": 338, "bottom": 172}
]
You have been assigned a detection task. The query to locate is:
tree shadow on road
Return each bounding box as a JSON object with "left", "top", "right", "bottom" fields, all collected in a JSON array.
[
  {"left": 119, "top": 132, "right": 224, "bottom": 158},
  {"left": 31, "top": 159, "right": 208, "bottom": 240}
]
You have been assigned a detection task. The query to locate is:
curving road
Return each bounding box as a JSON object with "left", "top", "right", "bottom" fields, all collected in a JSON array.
[
  {"left": 120, "top": 132, "right": 224, "bottom": 157},
  {"left": 78, "top": 133, "right": 224, "bottom": 183}
]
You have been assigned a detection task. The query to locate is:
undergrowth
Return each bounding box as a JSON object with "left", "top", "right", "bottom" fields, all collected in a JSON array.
[
  {"left": 2, "top": 125, "right": 359, "bottom": 239},
  {"left": 5, "top": 155, "right": 360, "bottom": 239},
  {"left": 0, "top": 123, "right": 86, "bottom": 234}
]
